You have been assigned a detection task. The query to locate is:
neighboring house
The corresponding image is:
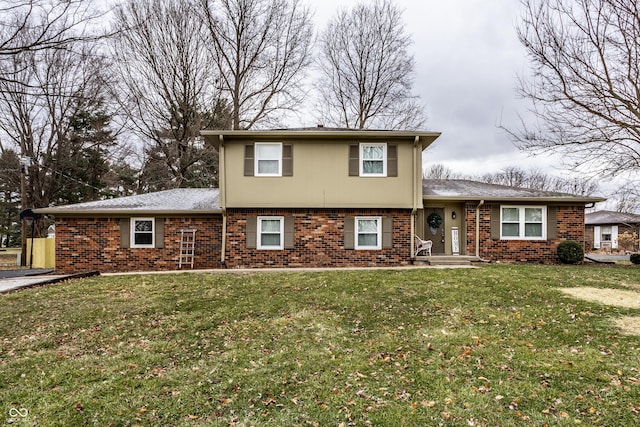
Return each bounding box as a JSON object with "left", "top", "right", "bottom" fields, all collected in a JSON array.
[
  {"left": 36, "top": 129, "right": 604, "bottom": 273},
  {"left": 585, "top": 210, "right": 640, "bottom": 252}
]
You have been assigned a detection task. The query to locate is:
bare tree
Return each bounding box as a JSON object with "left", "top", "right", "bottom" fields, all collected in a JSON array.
[
  {"left": 478, "top": 166, "right": 530, "bottom": 188},
  {"left": 512, "top": 0, "right": 640, "bottom": 177},
  {"left": 111, "top": 0, "right": 230, "bottom": 189},
  {"left": 474, "top": 166, "right": 599, "bottom": 195},
  {"left": 0, "top": 35, "right": 117, "bottom": 210},
  {"left": 199, "top": 0, "right": 314, "bottom": 130},
  {"left": 611, "top": 183, "right": 640, "bottom": 213},
  {"left": 0, "top": 0, "right": 108, "bottom": 84},
  {"left": 315, "top": 0, "right": 425, "bottom": 130},
  {"left": 423, "top": 164, "right": 462, "bottom": 180}
]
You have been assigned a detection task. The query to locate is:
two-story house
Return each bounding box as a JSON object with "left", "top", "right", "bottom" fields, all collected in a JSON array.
[
  {"left": 204, "top": 129, "right": 440, "bottom": 268},
  {"left": 37, "top": 128, "right": 603, "bottom": 273}
]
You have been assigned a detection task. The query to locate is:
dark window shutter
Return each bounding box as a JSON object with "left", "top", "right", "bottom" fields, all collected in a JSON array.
[
  {"left": 155, "top": 218, "right": 165, "bottom": 248},
  {"left": 348, "top": 144, "right": 359, "bottom": 176},
  {"left": 387, "top": 144, "right": 397, "bottom": 177},
  {"left": 120, "top": 218, "right": 130, "bottom": 248},
  {"left": 382, "top": 217, "right": 393, "bottom": 248},
  {"left": 490, "top": 205, "right": 501, "bottom": 240},
  {"left": 547, "top": 206, "right": 557, "bottom": 240},
  {"left": 284, "top": 216, "right": 294, "bottom": 248},
  {"left": 344, "top": 217, "right": 354, "bottom": 249},
  {"left": 244, "top": 144, "right": 254, "bottom": 176},
  {"left": 246, "top": 216, "right": 257, "bottom": 248},
  {"left": 282, "top": 144, "right": 293, "bottom": 176}
]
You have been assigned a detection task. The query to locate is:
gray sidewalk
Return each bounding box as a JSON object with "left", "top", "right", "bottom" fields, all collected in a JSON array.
[
  {"left": 0, "top": 270, "right": 98, "bottom": 293},
  {"left": 1, "top": 263, "right": 474, "bottom": 293}
]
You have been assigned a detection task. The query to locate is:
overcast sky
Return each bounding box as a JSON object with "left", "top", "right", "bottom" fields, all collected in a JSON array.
[{"left": 308, "top": 0, "right": 558, "bottom": 177}]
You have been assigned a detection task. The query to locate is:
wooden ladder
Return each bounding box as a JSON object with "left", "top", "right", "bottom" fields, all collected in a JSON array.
[{"left": 179, "top": 229, "right": 197, "bottom": 269}]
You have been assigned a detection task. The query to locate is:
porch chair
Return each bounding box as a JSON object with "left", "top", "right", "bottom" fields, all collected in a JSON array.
[{"left": 415, "top": 236, "right": 432, "bottom": 257}]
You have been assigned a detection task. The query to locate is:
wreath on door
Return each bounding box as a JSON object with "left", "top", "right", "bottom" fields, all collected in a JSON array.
[
  {"left": 427, "top": 212, "right": 443, "bottom": 229},
  {"left": 427, "top": 212, "right": 443, "bottom": 236}
]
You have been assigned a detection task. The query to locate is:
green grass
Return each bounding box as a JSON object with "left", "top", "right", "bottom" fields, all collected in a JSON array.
[{"left": 2, "top": 265, "right": 640, "bottom": 426}]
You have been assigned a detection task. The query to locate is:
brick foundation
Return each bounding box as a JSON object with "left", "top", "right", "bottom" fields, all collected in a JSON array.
[
  {"left": 55, "top": 216, "right": 222, "bottom": 273},
  {"left": 465, "top": 203, "right": 585, "bottom": 264},
  {"left": 224, "top": 208, "right": 412, "bottom": 268}
]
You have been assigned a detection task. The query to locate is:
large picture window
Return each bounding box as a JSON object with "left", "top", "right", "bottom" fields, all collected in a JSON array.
[
  {"left": 257, "top": 216, "right": 284, "bottom": 249},
  {"left": 355, "top": 216, "right": 382, "bottom": 249},
  {"left": 255, "top": 143, "right": 282, "bottom": 176},
  {"left": 131, "top": 218, "right": 154, "bottom": 248},
  {"left": 501, "top": 206, "right": 546, "bottom": 240},
  {"left": 360, "top": 143, "right": 386, "bottom": 176}
]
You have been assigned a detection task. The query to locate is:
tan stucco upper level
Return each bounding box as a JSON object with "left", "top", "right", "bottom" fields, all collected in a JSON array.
[{"left": 201, "top": 129, "right": 441, "bottom": 209}]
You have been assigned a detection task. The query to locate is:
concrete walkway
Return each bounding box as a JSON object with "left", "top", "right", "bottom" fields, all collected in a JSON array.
[
  {"left": 1, "top": 263, "right": 475, "bottom": 294},
  {"left": 0, "top": 270, "right": 98, "bottom": 293}
]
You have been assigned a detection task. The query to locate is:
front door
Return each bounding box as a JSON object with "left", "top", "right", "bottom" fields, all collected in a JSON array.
[{"left": 425, "top": 208, "right": 445, "bottom": 254}]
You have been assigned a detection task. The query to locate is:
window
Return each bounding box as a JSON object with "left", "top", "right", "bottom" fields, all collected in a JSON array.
[
  {"left": 355, "top": 216, "right": 382, "bottom": 249},
  {"left": 131, "top": 218, "right": 154, "bottom": 248},
  {"left": 360, "top": 143, "right": 386, "bottom": 176},
  {"left": 601, "top": 226, "right": 612, "bottom": 243},
  {"left": 257, "top": 216, "right": 284, "bottom": 249},
  {"left": 255, "top": 143, "right": 282, "bottom": 176},
  {"left": 501, "top": 206, "right": 546, "bottom": 240}
]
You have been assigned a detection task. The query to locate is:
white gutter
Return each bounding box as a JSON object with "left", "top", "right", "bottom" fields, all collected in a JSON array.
[
  {"left": 219, "top": 135, "right": 227, "bottom": 267},
  {"left": 476, "top": 200, "right": 485, "bottom": 257}
]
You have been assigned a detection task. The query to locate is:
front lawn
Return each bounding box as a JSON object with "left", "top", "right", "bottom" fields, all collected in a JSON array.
[{"left": 1, "top": 265, "right": 640, "bottom": 426}]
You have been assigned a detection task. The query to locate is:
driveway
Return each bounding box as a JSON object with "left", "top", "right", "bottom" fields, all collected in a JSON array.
[
  {"left": 0, "top": 268, "right": 54, "bottom": 279},
  {"left": 585, "top": 253, "right": 631, "bottom": 263}
]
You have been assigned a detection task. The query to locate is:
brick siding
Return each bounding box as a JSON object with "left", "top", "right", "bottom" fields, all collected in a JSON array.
[
  {"left": 54, "top": 203, "right": 587, "bottom": 272},
  {"left": 224, "top": 208, "right": 412, "bottom": 268},
  {"left": 465, "top": 203, "right": 585, "bottom": 263},
  {"left": 55, "top": 217, "right": 222, "bottom": 273}
]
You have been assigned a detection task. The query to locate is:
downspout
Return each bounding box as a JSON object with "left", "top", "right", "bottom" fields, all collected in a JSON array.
[
  {"left": 475, "top": 200, "right": 485, "bottom": 258},
  {"left": 411, "top": 136, "right": 420, "bottom": 262},
  {"left": 219, "top": 135, "right": 227, "bottom": 267}
]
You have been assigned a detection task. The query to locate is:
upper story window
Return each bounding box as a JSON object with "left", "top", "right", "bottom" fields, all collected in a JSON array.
[
  {"left": 131, "top": 218, "right": 154, "bottom": 248},
  {"left": 501, "top": 206, "right": 546, "bottom": 240},
  {"left": 255, "top": 142, "right": 282, "bottom": 176},
  {"left": 349, "top": 143, "right": 396, "bottom": 177},
  {"left": 245, "top": 143, "right": 292, "bottom": 177},
  {"left": 360, "top": 143, "right": 387, "bottom": 176}
]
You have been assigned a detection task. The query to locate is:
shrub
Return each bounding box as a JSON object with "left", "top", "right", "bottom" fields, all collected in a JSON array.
[
  {"left": 630, "top": 254, "right": 640, "bottom": 265},
  {"left": 557, "top": 240, "right": 584, "bottom": 264}
]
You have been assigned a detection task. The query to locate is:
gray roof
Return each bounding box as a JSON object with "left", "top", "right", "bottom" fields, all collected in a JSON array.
[
  {"left": 36, "top": 188, "right": 221, "bottom": 216},
  {"left": 585, "top": 210, "right": 640, "bottom": 225},
  {"left": 423, "top": 179, "right": 605, "bottom": 203},
  {"left": 201, "top": 128, "right": 441, "bottom": 151},
  {"left": 35, "top": 179, "right": 604, "bottom": 217}
]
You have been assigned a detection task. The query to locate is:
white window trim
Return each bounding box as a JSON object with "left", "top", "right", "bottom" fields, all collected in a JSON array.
[
  {"left": 355, "top": 216, "right": 382, "bottom": 250},
  {"left": 131, "top": 217, "right": 155, "bottom": 248},
  {"left": 257, "top": 216, "right": 284, "bottom": 250},
  {"left": 254, "top": 142, "right": 282, "bottom": 177},
  {"left": 599, "top": 225, "right": 619, "bottom": 249},
  {"left": 359, "top": 142, "right": 387, "bottom": 177},
  {"left": 500, "top": 206, "right": 547, "bottom": 240}
]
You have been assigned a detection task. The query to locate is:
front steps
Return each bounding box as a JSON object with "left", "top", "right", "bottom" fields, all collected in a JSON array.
[{"left": 414, "top": 255, "right": 481, "bottom": 267}]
